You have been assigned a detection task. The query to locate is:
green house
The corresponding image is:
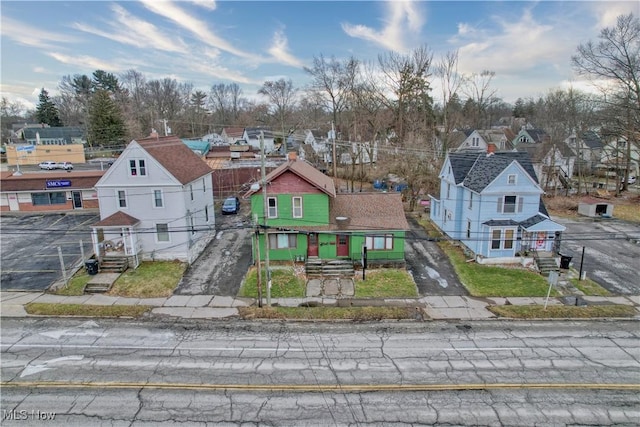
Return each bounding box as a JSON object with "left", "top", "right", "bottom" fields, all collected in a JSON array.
[{"left": 246, "top": 155, "right": 410, "bottom": 266}]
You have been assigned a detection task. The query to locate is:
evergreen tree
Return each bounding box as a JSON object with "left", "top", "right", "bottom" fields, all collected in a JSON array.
[
  {"left": 35, "top": 88, "right": 62, "bottom": 126},
  {"left": 88, "top": 90, "right": 125, "bottom": 147}
]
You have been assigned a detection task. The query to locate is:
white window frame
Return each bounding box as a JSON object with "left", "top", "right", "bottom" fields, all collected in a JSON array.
[
  {"left": 202, "top": 177, "right": 206, "bottom": 192},
  {"left": 502, "top": 195, "right": 518, "bottom": 213},
  {"left": 507, "top": 174, "right": 517, "bottom": 185},
  {"left": 156, "top": 223, "right": 170, "bottom": 242},
  {"left": 365, "top": 234, "right": 393, "bottom": 251},
  {"left": 292, "top": 196, "right": 303, "bottom": 218},
  {"left": 190, "top": 184, "right": 194, "bottom": 202},
  {"left": 466, "top": 220, "right": 472, "bottom": 239},
  {"left": 117, "top": 189, "right": 127, "bottom": 209},
  {"left": 189, "top": 215, "right": 196, "bottom": 235},
  {"left": 490, "top": 228, "right": 517, "bottom": 250},
  {"left": 205, "top": 205, "right": 209, "bottom": 222},
  {"left": 268, "top": 233, "right": 297, "bottom": 249},
  {"left": 153, "top": 189, "right": 164, "bottom": 208},
  {"left": 129, "top": 159, "right": 146, "bottom": 177},
  {"left": 267, "top": 197, "right": 278, "bottom": 218},
  {"left": 468, "top": 192, "right": 473, "bottom": 209}
]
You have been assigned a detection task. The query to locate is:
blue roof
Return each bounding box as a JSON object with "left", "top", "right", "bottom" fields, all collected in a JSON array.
[{"left": 182, "top": 139, "right": 210, "bottom": 156}]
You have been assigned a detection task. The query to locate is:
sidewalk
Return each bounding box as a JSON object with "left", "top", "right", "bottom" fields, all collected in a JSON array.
[{"left": 1, "top": 291, "right": 638, "bottom": 321}]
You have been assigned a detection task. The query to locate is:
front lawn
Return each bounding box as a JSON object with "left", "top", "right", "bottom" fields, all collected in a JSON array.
[
  {"left": 355, "top": 269, "right": 418, "bottom": 298},
  {"left": 238, "top": 306, "right": 418, "bottom": 320},
  {"left": 108, "top": 261, "right": 186, "bottom": 298},
  {"left": 239, "top": 267, "right": 307, "bottom": 298},
  {"left": 26, "top": 303, "right": 152, "bottom": 318},
  {"left": 489, "top": 304, "right": 637, "bottom": 319},
  {"left": 440, "top": 241, "right": 555, "bottom": 297}
]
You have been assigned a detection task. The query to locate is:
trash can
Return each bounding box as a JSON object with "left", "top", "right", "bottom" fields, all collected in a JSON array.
[
  {"left": 559, "top": 254, "right": 572, "bottom": 269},
  {"left": 85, "top": 259, "right": 99, "bottom": 275}
]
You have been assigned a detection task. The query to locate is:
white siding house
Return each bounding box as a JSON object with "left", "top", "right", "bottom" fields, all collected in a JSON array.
[{"left": 92, "top": 135, "right": 215, "bottom": 265}]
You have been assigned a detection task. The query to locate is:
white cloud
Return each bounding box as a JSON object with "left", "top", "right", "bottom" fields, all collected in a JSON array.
[
  {"left": 47, "top": 53, "right": 122, "bottom": 72},
  {"left": 140, "top": 0, "right": 256, "bottom": 59},
  {"left": 188, "top": 61, "right": 260, "bottom": 85},
  {"left": 341, "top": 0, "right": 424, "bottom": 52},
  {"left": 587, "top": 1, "right": 638, "bottom": 29},
  {"left": 189, "top": 0, "right": 217, "bottom": 11},
  {"left": 454, "top": 9, "right": 571, "bottom": 75},
  {"left": 33, "top": 67, "right": 46, "bottom": 73},
  {"left": 268, "top": 29, "right": 305, "bottom": 68},
  {"left": 72, "top": 4, "right": 188, "bottom": 53},
  {"left": 1, "top": 17, "right": 77, "bottom": 48}
]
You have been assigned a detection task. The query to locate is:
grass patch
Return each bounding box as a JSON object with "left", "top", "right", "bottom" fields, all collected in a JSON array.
[
  {"left": 108, "top": 261, "right": 186, "bottom": 298},
  {"left": 439, "top": 241, "right": 555, "bottom": 297},
  {"left": 570, "top": 277, "right": 611, "bottom": 296},
  {"left": 54, "top": 271, "right": 92, "bottom": 296},
  {"left": 238, "top": 306, "right": 417, "bottom": 320},
  {"left": 355, "top": 269, "right": 418, "bottom": 298},
  {"left": 239, "top": 267, "right": 306, "bottom": 298},
  {"left": 489, "top": 304, "right": 637, "bottom": 319},
  {"left": 25, "top": 303, "right": 152, "bottom": 318}
]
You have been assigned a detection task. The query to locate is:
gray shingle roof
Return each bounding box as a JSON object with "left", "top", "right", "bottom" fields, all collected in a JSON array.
[
  {"left": 450, "top": 151, "right": 539, "bottom": 192},
  {"left": 580, "top": 131, "right": 604, "bottom": 149},
  {"left": 519, "top": 214, "right": 547, "bottom": 228}
]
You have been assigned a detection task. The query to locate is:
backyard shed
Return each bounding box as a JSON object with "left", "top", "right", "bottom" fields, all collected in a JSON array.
[{"left": 578, "top": 197, "right": 614, "bottom": 218}]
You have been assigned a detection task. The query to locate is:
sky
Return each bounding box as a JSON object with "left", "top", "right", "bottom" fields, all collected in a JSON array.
[{"left": 1, "top": 0, "right": 638, "bottom": 111}]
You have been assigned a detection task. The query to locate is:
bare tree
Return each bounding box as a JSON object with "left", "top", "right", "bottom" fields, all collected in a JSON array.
[
  {"left": 436, "top": 50, "right": 463, "bottom": 155},
  {"left": 258, "top": 79, "right": 298, "bottom": 144},
  {"left": 463, "top": 70, "right": 498, "bottom": 128},
  {"left": 572, "top": 13, "right": 640, "bottom": 192}
]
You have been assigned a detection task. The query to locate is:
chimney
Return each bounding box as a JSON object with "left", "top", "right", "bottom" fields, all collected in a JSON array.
[
  {"left": 487, "top": 143, "right": 496, "bottom": 154},
  {"left": 149, "top": 128, "right": 159, "bottom": 140},
  {"left": 288, "top": 151, "right": 297, "bottom": 161}
]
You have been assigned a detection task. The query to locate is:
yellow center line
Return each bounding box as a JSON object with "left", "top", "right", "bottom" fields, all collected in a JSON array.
[{"left": 2, "top": 381, "right": 638, "bottom": 392}]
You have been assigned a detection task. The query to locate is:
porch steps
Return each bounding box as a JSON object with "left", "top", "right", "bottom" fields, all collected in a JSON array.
[
  {"left": 536, "top": 257, "right": 559, "bottom": 277},
  {"left": 99, "top": 257, "right": 129, "bottom": 274},
  {"left": 305, "top": 257, "right": 354, "bottom": 278}
]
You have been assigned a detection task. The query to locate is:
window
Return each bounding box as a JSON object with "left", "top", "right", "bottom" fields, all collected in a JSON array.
[
  {"left": 466, "top": 220, "right": 472, "bottom": 239},
  {"left": 156, "top": 223, "right": 169, "bottom": 242},
  {"left": 117, "top": 190, "right": 127, "bottom": 208},
  {"left": 447, "top": 184, "right": 451, "bottom": 199},
  {"left": 292, "top": 197, "right": 303, "bottom": 218},
  {"left": 365, "top": 235, "right": 393, "bottom": 250},
  {"left": 129, "top": 159, "right": 146, "bottom": 176},
  {"left": 31, "top": 192, "right": 66, "bottom": 206},
  {"left": 500, "top": 195, "right": 517, "bottom": 213},
  {"left": 205, "top": 205, "right": 209, "bottom": 222},
  {"left": 190, "top": 184, "right": 194, "bottom": 201},
  {"left": 202, "top": 178, "right": 206, "bottom": 192},
  {"left": 508, "top": 174, "right": 516, "bottom": 185},
  {"left": 468, "top": 192, "right": 473, "bottom": 209},
  {"left": 189, "top": 216, "right": 195, "bottom": 235},
  {"left": 153, "top": 190, "right": 163, "bottom": 208},
  {"left": 491, "top": 229, "right": 501, "bottom": 249},
  {"left": 267, "top": 197, "right": 278, "bottom": 218},
  {"left": 472, "top": 137, "right": 479, "bottom": 147},
  {"left": 268, "top": 233, "right": 297, "bottom": 249},
  {"left": 504, "top": 229, "right": 514, "bottom": 249}
]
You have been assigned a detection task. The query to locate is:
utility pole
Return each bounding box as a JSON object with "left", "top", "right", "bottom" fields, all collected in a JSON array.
[
  {"left": 260, "top": 131, "right": 271, "bottom": 306},
  {"left": 331, "top": 121, "right": 337, "bottom": 177}
]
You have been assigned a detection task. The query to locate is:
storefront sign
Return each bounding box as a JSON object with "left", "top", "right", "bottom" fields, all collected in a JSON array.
[{"left": 46, "top": 180, "right": 71, "bottom": 188}]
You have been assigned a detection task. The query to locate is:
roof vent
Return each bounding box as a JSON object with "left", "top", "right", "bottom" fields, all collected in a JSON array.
[{"left": 335, "top": 216, "right": 350, "bottom": 229}]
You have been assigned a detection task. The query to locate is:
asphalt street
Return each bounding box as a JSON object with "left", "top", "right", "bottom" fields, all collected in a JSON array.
[{"left": 1, "top": 318, "right": 638, "bottom": 425}]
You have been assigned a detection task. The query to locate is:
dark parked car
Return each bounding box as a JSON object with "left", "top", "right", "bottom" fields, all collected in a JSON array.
[{"left": 221, "top": 197, "right": 240, "bottom": 214}]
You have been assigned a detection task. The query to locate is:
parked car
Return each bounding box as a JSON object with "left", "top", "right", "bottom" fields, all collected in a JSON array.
[
  {"left": 221, "top": 196, "right": 240, "bottom": 214},
  {"left": 38, "top": 161, "right": 57, "bottom": 170},
  {"left": 621, "top": 175, "right": 637, "bottom": 185},
  {"left": 57, "top": 161, "right": 73, "bottom": 170}
]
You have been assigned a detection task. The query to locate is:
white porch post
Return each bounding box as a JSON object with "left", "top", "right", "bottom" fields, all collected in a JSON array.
[{"left": 91, "top": 229, "right": 101, "bottom": 261}]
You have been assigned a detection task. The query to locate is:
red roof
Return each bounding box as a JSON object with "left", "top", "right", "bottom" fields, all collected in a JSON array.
[
  {"left": 135, "top": 135, "right": 212, "bottom": 184},
  {"left": 245, "top": 159, "right": 336, "bottom": 198},
  {"left": 93, "top": 210, "right": 140, "bottom": 227},
  {"left": 0, "top": 171, "right": 104, "bottom": 192}
]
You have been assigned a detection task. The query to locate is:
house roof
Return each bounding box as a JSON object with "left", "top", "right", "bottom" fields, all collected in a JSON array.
[
  {"left": 93, "top": 210, "right": 140, "bottom": 227},
  {"left": 135, "top": 135, "right": 212, "bottom": 184},
  {"left": 222, "top": 127, "right": 244, "bottom": 138},
  {"left": 518, "top": 214, "right": 548, "bottom": 228},
  {"left": 181, "top": 139, "right": 210, "bottom": 156},
  {"left": 522, "top": 129, "right": 548, "bottom": 143},
  {"left": 580, "top": 131, "right": 604, "bottom": 149},
  {"left": 482, "top": 219, "right": 520, "bottom": 227},
  {"left": 246, "top": 158, "right": 336, "bottom": 197},
  {"left": 329, "top": 193, "right": 409, "bottom": 231},
  {"left": 245, "top": 127, "right": 273, "bottom": 139},
  {"left": 23, "top": 126, "right": 85, "bottom": 142},
  {"left": 516, "top": 140, "right": 575, "bottom": 162},
  {"left": 0, "top": 171, "right": 104, "bottom": 192},
  {"left": 453, "top": 151, "right": 539, "bottom": 192}
]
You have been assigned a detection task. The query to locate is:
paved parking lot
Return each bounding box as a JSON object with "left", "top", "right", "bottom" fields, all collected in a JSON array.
[{"left": 0, "top": 212, "right": 98, "bottom": 291}]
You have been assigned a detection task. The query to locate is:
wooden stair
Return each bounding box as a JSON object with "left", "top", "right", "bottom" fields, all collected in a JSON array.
[
  {"left": 305, "top": 257, "right": 354, "bottom": 278},
  {"left": 99, "top": 256, "right": 129, "bottom": 273}
]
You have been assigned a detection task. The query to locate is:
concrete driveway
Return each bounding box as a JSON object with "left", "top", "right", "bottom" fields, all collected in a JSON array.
[
  {"left": 174, "top": 206, "right": 253, "bottom": 296},
  {"left": 555, "top": 217, "right": 640, "bottom": 295},
  {"left": 0, "top": 212, "right": 99, "bottom": 291},
  {"left": 405, "top": 216, "right": 467, "bottom": 296}
]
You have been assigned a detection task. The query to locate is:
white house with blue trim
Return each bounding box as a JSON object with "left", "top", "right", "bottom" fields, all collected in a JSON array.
[{"left": 429, "top": 151, "right": 565, "bottom": 264}]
